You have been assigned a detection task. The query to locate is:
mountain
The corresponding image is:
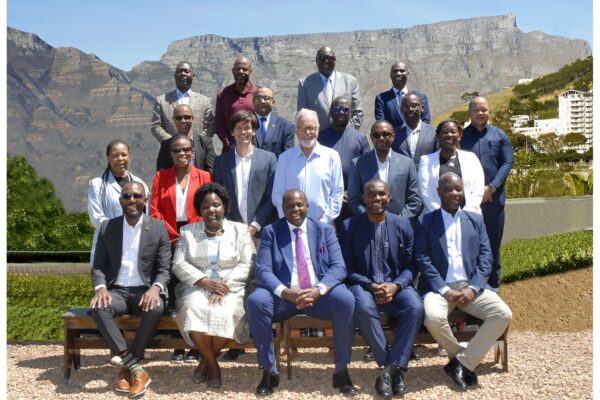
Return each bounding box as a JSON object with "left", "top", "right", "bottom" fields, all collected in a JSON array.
[{"left": 7, "top": 15, "right": 591, "bottom": 212}]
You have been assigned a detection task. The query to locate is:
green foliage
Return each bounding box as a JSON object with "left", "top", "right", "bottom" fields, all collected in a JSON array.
[
  {"left": 448, "top": 110, "right": 469, "bottom": 124},
  {"left": 563, "top": 132, "right": 587, "bottom": 146},
  {"left": 501, "top": 230, "right": 592, "bottom": 283},
  {"left": 564, "top": 171, "right": 593, "bottom": 195}
]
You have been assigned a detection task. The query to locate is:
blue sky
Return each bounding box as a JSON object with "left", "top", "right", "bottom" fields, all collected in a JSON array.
[{"left": 7, "top": 0, "right": 594, "bottom": 71}]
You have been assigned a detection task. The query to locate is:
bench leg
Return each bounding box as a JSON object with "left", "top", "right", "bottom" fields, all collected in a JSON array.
[
  {"left": 501, "top": 334, "right": 508, "bottom": 372},
  {"left": 284, "top": 321, "right": 292, "bottom": 380},
  {"left": 63, "top": 324, "right": 73, "bottom": 383},
  {"left": 74, "top": 348, "right": 81, "bottom": 370}
]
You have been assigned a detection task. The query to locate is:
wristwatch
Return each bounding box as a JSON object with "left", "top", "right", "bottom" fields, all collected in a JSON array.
[
  {"left": 316, "top": 283, "right": 327, "bottom": 296},
  {"left": 488, "top": 184, "right": 497, "bottom": 193}
]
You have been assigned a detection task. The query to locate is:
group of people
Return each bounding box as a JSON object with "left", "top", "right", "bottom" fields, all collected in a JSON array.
[{"left": 86, "top": 45, "right": 514, "bottom": 398}]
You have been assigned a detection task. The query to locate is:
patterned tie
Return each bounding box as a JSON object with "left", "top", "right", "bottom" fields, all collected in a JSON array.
[
  {"left": 324, "top": 78, "right": 333, "bottom": 106},
  {"left": 260, "top": 117, "right": 267, "bottom": 146},
  {"left": 293, "top": 228, "right": 312, "bottom": 289},
  {"left": 374, "top": 223, "right": 384, "bottom": 283}
]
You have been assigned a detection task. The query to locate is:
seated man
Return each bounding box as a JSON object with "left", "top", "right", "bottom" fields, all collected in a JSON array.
[
  {"left": 247, "top": 189, "right": 357, "bottom": 396},
  {"left": 340, "top": 179, "right": 423, "bottom": 398},
  {"left": 90, "top": 181, "right": 171, "bottom": 397},
  {"left": 414, "top": 172, "right": 512, "bottom": 390}
]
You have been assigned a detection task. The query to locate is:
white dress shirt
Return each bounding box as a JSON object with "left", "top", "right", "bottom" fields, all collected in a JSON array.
[
  {"left": 376, "top": 150, "right": 392, "bottom": 183},
  {"left": 115, "top": 217, "right": 145, "bottom": 288},
  {"left": 175, "top": 174, "right": 190, "bottom": 222},
  {"left": 406, "top": 120, "right": 422, "bottom": 157},
  {"left": 176, "top": 88, "right": 190, "bottom": 105},
  {"left": 393, "top": 86, "right": 408, "bottom": 108},
  {"left": 235, "top": 149, "right": 253, "bottom": 224}
]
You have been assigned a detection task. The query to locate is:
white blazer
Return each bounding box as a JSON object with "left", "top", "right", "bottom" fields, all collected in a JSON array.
[
  {"left": 87, "top": 170, "right": 150, "bottom": 264},
  {"left": 418, "top": 149, "right": 484, "bottom": 214}
]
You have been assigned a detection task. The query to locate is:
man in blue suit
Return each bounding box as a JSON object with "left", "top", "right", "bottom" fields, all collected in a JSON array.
[
  {"left": 374, "top": 62, "right": 430, "bottom": 129},
  {"left": 415, "top": 172, "right": 512, "bottom": 391},
  {"left": 393, "top": 92, "right": 438, "bottom": 168},
  {"left": 348, "top": 120, "right": 422, "bottom": 218},
  {"left": 340, "top": 179, "right": 423, "bottom": 398},
  {"left": 252, "top": 87, "right": 295, "bottom": 158},
  {"left": 460, "top": 96, "right": 514, "bottom": 291},
  {"left": 247, "top": 189, "right": 357, "bottom": 397}
]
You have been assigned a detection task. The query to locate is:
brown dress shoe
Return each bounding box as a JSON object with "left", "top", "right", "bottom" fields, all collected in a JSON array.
[
  {"left": 129, "top": 370, "right": 151, "bottom": 398},
  {"left": 115, "top": 368, "right": 131, "bottom": 392}
]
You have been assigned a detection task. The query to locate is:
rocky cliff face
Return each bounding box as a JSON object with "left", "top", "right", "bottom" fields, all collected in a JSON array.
[{"left": 7, "top": 15, "right": 591, "bottom": 212}]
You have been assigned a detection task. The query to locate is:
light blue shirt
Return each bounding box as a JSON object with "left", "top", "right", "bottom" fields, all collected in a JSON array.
[{"left": 272, "top": 142, "right": 344, "bottom": 224}]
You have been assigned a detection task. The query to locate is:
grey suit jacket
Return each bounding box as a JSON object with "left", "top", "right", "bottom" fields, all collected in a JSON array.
[
  {"left": 213, "top": 147, "right": 277, "bottom": 232},
  {"left": 348, "top": 150, "right": 422, "bottom": 218},
  {"left": 297, "top": 70, "right": 364, "bottom": 131},
  {"left": 393, "top": 121, "right": 439, "bottom": 168},
  {"left": 91, "top": 214, "right": 171, "bottom": 290},
  {"left": 252, "top": 114, "right": 295, "bottom": 158},
  {"left": 150, "top": 89, "right": 215, "bottom": 142}
]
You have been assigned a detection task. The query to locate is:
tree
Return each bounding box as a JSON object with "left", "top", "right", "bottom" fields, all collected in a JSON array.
[{"left": 563, "top": 132, "right": 587, "bottom": 147}]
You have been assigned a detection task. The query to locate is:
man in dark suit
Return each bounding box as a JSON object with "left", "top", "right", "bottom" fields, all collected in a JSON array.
[
  {"left": 150, "top": 61, "right": 214, "bottom": 142},
  {"left": 348, "top": 120, "right": 422, "bottom": 218},
  {"left": 340, "top": 179, "right": 423, "bottom": 398},
  {"left": 460, "top": 96, "right": 514, "bottom": 291},
  {"left": 374, "top": 62, "right": 430, "bottom": 128},
  {"left": 247, "top": 189, "right": 357, "bottom": 397},
  {"left": 414, "top": 172, "right": 512, "bottom": 391},
  {"left": 156, "top": 104, "right": 216, "bottom": 173},
  {"left": 252, "top": 86, "right": 295, "bottom": 158},
  {"left": 90, "top": 181, "right": 171, "bottom": 397},
  {"left": 393, "top": 92, "right": 439, "bottom": 168}
]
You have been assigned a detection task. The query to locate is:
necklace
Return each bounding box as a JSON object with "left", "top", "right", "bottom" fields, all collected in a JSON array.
[{"left": 204, "top": 225, "right": 224, "bottom": 236}]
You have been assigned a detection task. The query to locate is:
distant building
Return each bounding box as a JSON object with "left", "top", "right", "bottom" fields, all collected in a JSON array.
[
  {"left": 510, "top": 114, "right": 530, "bottom": 128},
  {"left": 518, "top": 78, "right": 534, "bottom": 84},
  {"left": 558, "top": 90, "right": 593, "bottom": 151}
]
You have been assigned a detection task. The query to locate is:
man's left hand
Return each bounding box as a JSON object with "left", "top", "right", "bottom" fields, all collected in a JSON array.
[
  {"left": 139, "top": 285, "right": 162, "bottom": 312},
  {"left": 248, "top": 225, "right": 258, "bottom": 237},
  {"left": 456, "top": 288, "right": 477, "bottom": 308},
  {"left": 373, "top": 283, "right": 399, "bottom": 305},
  {"left": 296, "top": 287, "right": 321, "bottom": 310},
  {"left": 482, "top": 185, "right": 493, "bottom": 203}
]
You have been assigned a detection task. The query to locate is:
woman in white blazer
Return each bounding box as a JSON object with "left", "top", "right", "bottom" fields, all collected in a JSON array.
[
  {"left": 418, "top": 120, "right": 484, "bottom": 214},
  {"left": 87, "top": 140, "right": 150, "bottom": 264}
]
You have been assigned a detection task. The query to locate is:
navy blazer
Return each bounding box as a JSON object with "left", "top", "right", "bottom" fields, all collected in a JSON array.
[
  {"left": 340, "top": 212, "right": 416, "bottom": 289},
  {"left": 414, "top": 209, "right": 492, "bottom": 296},
  {"left": 374, "top": 88, "right": 431, "bottom": 128},
  {"left": 347, "top": 150, "right": 422, "bottom": 218},
  {"left": 213, "top": 147, "right": 277, "bottom": 231},
  {"left": 255, "top": 217, "right": 347, "bottom": 294},
  {"left": 392, "top": 121, "right": 439, "bottom": 168},
  {"left": 252, "top": 114, "right": 295, "bottom": 158},
  {"left": 156, "top": 134, "right": 216, "bottom": 174}
]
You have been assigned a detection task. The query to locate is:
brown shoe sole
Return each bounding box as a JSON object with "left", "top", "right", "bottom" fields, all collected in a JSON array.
[{"left": 130, "top": 378, "right": 152, "bottom": 398}]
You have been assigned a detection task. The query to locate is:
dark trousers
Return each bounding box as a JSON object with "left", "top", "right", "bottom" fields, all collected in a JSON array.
[
  {"left": 90, "top": 286, "right": 164, "bottom": 358},
  {"left": 481, "top": 203, "right": 505, "bottom": 289}
]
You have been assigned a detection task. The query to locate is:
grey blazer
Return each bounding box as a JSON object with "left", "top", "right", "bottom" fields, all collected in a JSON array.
[
  {"left": 252, "top": 114, "right": 296, "bottom": 158},
  {"left": 393, "top": 121, "right": 439, "bottom": 168},
  {"left": 297, "top": 71, "right": 364, "bottom": 131},
  {"left": 91, "top": 214, "right": 171, "bottom": 290},
  {"left": 150, "top": 89, "right": 215, "bottom": 142},
  {"left": 348, "top": 150, "right": 422, "bottom": 218}
]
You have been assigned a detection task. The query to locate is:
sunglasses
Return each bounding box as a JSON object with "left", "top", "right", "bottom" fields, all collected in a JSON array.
[
  {"left": 172, "top": 147, "right": 193, "bottom": 154},
  {"left": 332, "top": 106, "right": 350, "bottom": 114},
  {"left": 317, "top": 55, "right": 335, "bottom": 62},
  {"left": 174, "top": 115, "right": 193, "bottom": 121},
  {"left": 254, "top": 95, "right": 273, "bottom": 102},
  {"left": 371, "top": 131, "right": 393, "bottom": 139},
  {"left": 121, "top": 193, "right": 144, "bottom": 200}
]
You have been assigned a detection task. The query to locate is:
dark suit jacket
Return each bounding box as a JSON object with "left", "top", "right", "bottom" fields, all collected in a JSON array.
[
  {"left": 255, "top": 217, "right": 347, "bottom": 293},
  {"left": 91, "top": 214, "right": 171, "bottom": 290},
  {"left": 213, "top": 147, "right": 277, "bottom": 231},
  {"left": 252, "top": 114, "right": 295, "bottom": 158},
  {"left": 340, "top": 212, "right": 416, "bottom": 289},
  {"left": 156, "top": 135, "right": 216, "bottom": 174},
  {"left": 374, "top": 89, "right": 431, "bottom": 127},
  {"left": 414, "top": 209, "right": 492, "bottom": 295},
  {"left": 347, "top": 150, "right": 422, "bottom": 218},
  {"left": 393, "top": 121, "right": 439, "bottom": 167}
]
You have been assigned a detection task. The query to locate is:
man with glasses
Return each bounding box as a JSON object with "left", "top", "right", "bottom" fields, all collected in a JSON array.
[
  {"left": 151, "top": 61, "right": 215, "bottom": 142},
  {"left": 272, "top": 109, "right": 344, "bottom": 225},
  {"left": 252, "top": 86, "right": 295, "bottom": 158},
  {"left": 90, "top": 181, "right": 171, "bottom": 397},
  {"left": 297, "top": 46, "right": 364, "bottom": 131},
  {"left": 348, "top": 120, "right": 421, "bottom": 218}
]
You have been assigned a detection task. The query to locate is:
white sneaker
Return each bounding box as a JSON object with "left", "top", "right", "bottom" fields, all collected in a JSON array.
[{"left": 109, "top": 355, "right": 123, "bottom": 366}]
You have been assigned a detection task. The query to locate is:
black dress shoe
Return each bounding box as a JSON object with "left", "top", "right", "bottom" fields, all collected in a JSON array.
[
  {"left": 332, "top": 369, "right": 357, "bottom": 396},
  {"left": 185, "top": 349, "right": 200, "bottom": 363},
  {"left": 255, "top": 370, "right": 279, "bottom": 396},
  {"left": 222, "top": 348, "right": 245, "bottom": 361},
  {"left": 463, "top": 367, "right": 478, "bottom": 386},
  {"left": 392, "top": 367, "right": 407, "bottom": 396},
  {"left": 171, "top": 349, "right": 184, "bottom": 363},
  {"left": 363, "top": 348, "right": 375, "bottom": 362},
  {"left": 443, "top": 357, "right": 467, "bottom": 391},
  {"left": 375, "top": 371, "right": 393, "bottom": 399}
]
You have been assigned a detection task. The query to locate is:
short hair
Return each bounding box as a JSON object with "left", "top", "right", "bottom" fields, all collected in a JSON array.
[
  {"left": 193, "top": 182, "right": 231, "bottom": 216},
  {"left": 468, "top": 96, "right": 487, "bottom": 111},
  {"left": 170, "top": 134, "right": 193, "bottom": 150},
  {"left": 172, "top": 104, "right": 193, "bottom": 117},
  {"left": 401, "top": 91, "right": 422, "bottom": 105},
  {"left": 106, "top": 139, "right": 129, "bottom": 156},
  {"left": 438, "top": 171, "right": 463, "bottom": 189},
  {"left": 435, "top": 119, "right": 463, "bottom": 136},
  {"left": 362, "top": 178, "right": 388, "bottom": 195},
  {"left": 176, "top": 61, "right": 194, "bottom": 71},
  {"left": 295, "top": 108, "right": 319, "bottom": 126},
  {"left": 122, "top": 181, "right": 145, "bottom": 193},
  {"left": 228, "top": 110, "right": 258, "bottom": 133}
]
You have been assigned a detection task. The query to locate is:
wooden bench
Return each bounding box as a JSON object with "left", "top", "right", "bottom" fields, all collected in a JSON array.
[
  {"left": 283, "top": 310, "right": 508, "bottom": 379},
  {"left": 61, "top": 308, "right": 282, "bottom": 382}
]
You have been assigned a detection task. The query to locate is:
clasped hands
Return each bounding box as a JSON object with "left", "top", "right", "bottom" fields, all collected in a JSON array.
[
  {"left": 368, "top": 283, "right": 399, "bottom": 305},
  {"left": 197, "top": 277, "right": 230, "bottom": 306},
  {"left": 443, "top": 288, "right": 476, "bottom": 308},
  {"left": 282, "top": 287, "right": 320, "bottom": 310},
  {"left": 89, "top": 285, "right": 162, "bottom": 312}
]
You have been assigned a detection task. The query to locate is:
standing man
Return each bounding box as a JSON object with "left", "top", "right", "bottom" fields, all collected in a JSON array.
[
  {"left": 215, "top": 55, "right": 256, "bottom": 152},
  {"left": 460, "top": 96, "right": 514, "bottom": 291},
  {"left": 252, "top": 86, "right": 295, "bottom": 157},
  {"left": 272, "top": 109, "right": 344, "bottom": 225},
  {"left": 150, "top": 61, "right": 214, "bottom": 142},
  {"left": 297, "top": 46, "right": 364, "bottom": 131},
  {"left": 90, "top": 181, "right": 171, "bottom": 397},
  {"left": 348, "top": 120, "right": 421, "bottom": 218},
  {"left": 393, "top": 92, "right": 439, "bottom": 168},
  {"left": 414, "top": 172, "right": 512, "bottom": 390},
  {"left": 247, "top": 189, "right": 357, "bottom": 396},
  {"left": 340, "top": 179, "right": 423, "bottom": 398},
  {"left": 375, "top": 62, "right": 431, "bottom": 129}
]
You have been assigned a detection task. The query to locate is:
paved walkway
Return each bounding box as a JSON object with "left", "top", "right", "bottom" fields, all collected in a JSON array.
[{"left": 8, "top": 263, "right": 90, "bottom": 274}]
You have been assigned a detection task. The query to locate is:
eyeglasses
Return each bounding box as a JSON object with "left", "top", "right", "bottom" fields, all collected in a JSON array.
[
  {"left": 172, "top": 147, "right": 193, "bottom": 154},
  {"left": 332, "top": 106, "right": 350, "bottom": 114},
  {"left": 317, "top": 55, "right": 335, "bottom": 62},
  {"left": 174, "top": 115, "right": 193, "bottom": 121},
  {"left": 253, "top": 95, "right": 273, "bottom": 102},
  {"left": 299, "top": 126, "right": 318, "bottom": 134},
  {"left": 371, "top": 131, "right": 393, "bottom": 139},
  {"left": 121, "top": 193, "right": 145, "bottom": 200}
]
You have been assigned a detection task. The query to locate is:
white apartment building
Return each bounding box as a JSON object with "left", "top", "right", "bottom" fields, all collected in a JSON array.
[{"left": 558, "top": 90, "right": 593, "bottom": 150}]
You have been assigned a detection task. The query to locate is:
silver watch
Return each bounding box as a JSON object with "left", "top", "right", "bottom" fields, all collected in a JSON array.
[{"left": 316, "top": 283, "right": 327, "bottom": 296}]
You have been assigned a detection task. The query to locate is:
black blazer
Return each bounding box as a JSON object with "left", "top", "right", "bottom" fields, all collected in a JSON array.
[{"left": 156, "top": 135, "right": 216, "bottom": 174}]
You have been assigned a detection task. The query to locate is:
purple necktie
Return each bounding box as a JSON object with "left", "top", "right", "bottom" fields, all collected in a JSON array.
[{"left": 293, "top": 228, "right": 311, "bottom": 289}]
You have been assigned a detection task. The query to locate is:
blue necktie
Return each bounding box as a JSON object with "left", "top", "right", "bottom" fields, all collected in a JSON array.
[
  {"left": 260, "top": 117, "right": 267, "bottom": 146},
  {"left": 374, "top": 223, "right": 384, "bottom": 283}
]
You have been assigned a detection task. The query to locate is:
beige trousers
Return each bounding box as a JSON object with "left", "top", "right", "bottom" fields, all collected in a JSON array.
[{"left": 423, "top": 282, "right": 512, "bottom": 371}]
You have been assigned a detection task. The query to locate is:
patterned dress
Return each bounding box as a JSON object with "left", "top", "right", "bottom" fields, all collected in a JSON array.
[{"left": 172, "top": 219, "right": 255, "bottom": 345}]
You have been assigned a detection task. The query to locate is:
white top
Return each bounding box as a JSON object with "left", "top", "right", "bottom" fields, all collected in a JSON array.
[
  {"left": 115, "top": 217, "right": 145, "bottom": 288},
  {"left": 175, "top": 174, "right": 190, "bottom": 222},
  {"left": 176, "top": 88, "right": 190, "bottom": 105},
  {"left": 235, "top": 149, "right": 253, "bottom": 224},
  {"left": 376, "top": 150, "right": 392, "bottom": 183},
  {"left": 406, "top": 120, "right": 422, "bottom": 157}
]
